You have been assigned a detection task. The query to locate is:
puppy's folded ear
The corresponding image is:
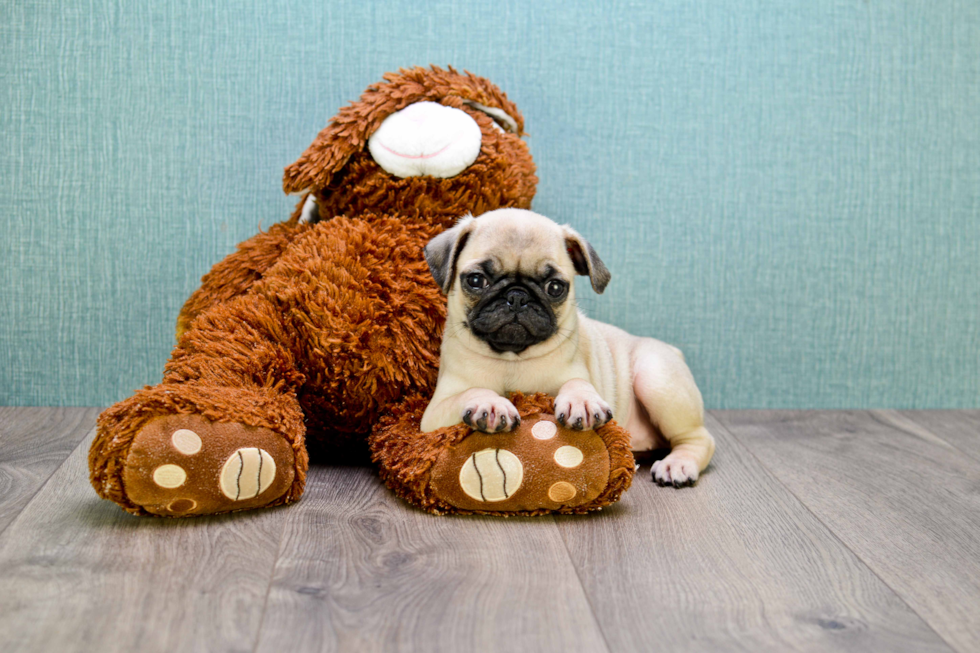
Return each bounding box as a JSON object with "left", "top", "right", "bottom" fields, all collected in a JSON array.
[
  {"left": 425, "top": 214, "right": 477, "bottom": 294},
  {"left": 563, "top": 226, "right": 611, "bottom": 294}
]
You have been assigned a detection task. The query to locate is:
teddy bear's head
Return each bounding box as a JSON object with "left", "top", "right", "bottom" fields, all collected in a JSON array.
[{"left": 283, "top": 67, "right": 537, "bottom": 229}]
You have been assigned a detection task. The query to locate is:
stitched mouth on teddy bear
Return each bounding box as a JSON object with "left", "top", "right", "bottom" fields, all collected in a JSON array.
[{"left": 467, "top": 289, "right": 556, "bottom": 354}]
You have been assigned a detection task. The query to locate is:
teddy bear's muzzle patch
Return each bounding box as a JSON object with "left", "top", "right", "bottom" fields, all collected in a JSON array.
[{"left": 368, "top": 102, "right": 482, "bottom": 179}]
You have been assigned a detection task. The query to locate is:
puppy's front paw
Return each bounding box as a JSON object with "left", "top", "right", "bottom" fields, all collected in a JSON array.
[
  {"left": 461, "top": 396, "right": 521, "bottom": 433},
  {"left": 554, "top": 391, "right": 613, "bottom": 431},
  {"left": 652, "top": 452, "right": 700, "bottom": 488}
]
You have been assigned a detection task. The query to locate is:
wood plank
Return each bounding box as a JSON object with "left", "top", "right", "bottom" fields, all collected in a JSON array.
[
  {"left": 255, "top": 464, "right": 609, "bottom": 653},
  {"left": 555, "top": 414, "right": 952, "bottom": 652},
  {"left": 0, "top": 407, "right": 100, "bottom": 535},
  {"left": 889, "top": 410, "right": 980, "bottom": 463},
  {"left": 0, "top": 428, "right": 288, "bottom": 653},
  {"left": 715, "top": 410, "right": 980, "bottom": 653}
]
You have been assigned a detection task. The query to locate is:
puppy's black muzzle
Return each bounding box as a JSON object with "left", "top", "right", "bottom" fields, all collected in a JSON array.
[
  {"left": 505, "top": 287, "right": 530, "bottom": 312},
  {"left": 468, "top": 284, "right": 557, "bottom": 354}
]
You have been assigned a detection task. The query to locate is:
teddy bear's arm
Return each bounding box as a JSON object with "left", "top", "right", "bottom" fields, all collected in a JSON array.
[{"left": 175, "top": 220, "right": 309, "bottom": 340}]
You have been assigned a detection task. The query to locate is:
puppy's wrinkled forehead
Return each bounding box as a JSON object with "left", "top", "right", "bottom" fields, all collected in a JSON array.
[{"left": 460, "top": 210, "right": 571, "bottom": 275}]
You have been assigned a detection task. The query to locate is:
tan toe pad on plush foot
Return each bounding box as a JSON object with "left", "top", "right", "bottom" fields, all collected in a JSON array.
[
  {"left": 429, "top": 415, "right": 610, "bottom": 512},
  {"left": 123, "top": 415, "right": 295, "bottom": 516}
]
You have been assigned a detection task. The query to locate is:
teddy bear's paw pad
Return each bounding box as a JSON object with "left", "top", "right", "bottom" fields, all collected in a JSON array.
[
  {"left": 429, "top": 415, "right": 611, "bottom": 513},
  {"left": 219, "top": 448, "right": 277, "bottom": 501},
  {"left": 459, "top": 449, "right": 524, "bottom": 502},
  {"left": 122, "top": 415, "right": 295, "bottom": 516}
]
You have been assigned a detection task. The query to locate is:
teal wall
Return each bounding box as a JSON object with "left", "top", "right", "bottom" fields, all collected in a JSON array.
[{"left": 2, "top": 1, "right": 978, "bottom": 408}]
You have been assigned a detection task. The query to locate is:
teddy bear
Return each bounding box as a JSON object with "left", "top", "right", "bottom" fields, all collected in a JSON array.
[{"left": 89, "top": 66, "right": 633, "bottom": 517}]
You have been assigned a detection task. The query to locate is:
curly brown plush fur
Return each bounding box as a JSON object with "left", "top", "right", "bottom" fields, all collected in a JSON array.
[
  {"left": 90, "top": 67, "right": 538, "bottom": 515},
  {"left": 176, "top": 66, "right": 535, "bottom": 340}
]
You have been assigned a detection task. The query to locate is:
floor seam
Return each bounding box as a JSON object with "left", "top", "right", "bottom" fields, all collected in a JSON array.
[
  {"left": 249, "top": 502, "right": 291, "bottom": 653},
  {"left": 871, "top": 410, "right": 980, "bottom": 467},
  {"left": 709, "top": 410, "right": 962, "bottom": 653},
  {"left": 553, "top": 514, "right": 616, "bottom": 653},
  {"left": 0, "top": 413, "right": 98, "bottom": 542}
]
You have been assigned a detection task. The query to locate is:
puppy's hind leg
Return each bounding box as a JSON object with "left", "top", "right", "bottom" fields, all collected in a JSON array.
[{"left": 631, "top": 342, "right": 715, "bottom": 487}]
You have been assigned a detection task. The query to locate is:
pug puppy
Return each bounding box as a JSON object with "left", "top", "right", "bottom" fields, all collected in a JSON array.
[{"left": 420, "top": 208, "right": 715, "bottom": 486}]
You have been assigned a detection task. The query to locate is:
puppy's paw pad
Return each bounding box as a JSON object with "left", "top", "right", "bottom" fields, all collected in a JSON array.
[
  {"left": 652, "top": 455, "right": 699, "bottom": 487},
  {"left": 554, "top": 393, "right": 613, "bottom": 431},
  {"left": 462, "top": 397, "right": 520, "bottom": 433}
]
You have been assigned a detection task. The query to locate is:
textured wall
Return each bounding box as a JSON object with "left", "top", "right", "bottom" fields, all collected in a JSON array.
[{"left": 2, "top": 1, "right": 978, "bottom": 408}]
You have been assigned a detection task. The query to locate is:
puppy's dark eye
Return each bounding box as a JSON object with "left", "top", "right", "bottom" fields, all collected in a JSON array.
[
  {"left": 465, "top": 273, "right": 488, "bottom": 290},
  {"left": 546, "top": 280, "right": 567, "bottom": 298}
]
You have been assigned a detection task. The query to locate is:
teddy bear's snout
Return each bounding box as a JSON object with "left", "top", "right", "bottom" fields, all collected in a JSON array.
[{"left": 368, "top": 101, "right": 482, "bottom": 179}]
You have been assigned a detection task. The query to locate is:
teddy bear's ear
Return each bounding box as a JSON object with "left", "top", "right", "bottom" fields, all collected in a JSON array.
[
  {"left": 425, "top": 214, "right": 477, "bottom": 294},
  {"left": 282, "top": 68, "right": 428, "bottom": 196},
  {"left": 282, "top": 119, "right": 362, "bottom": 196},
  {"left": 563, "top": 226, "right": 611, "bottom": 294}
]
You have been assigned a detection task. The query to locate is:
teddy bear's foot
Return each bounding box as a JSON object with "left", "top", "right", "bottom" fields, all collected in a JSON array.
[
  {"left": 429, "top": 414, "right": 612, "bottom": 512},
  {"left": 121, "top": 414, "right": 297, "bottom": 516},
  {"left": 370, "top": 392, "right": 635, "bottom": 516}
]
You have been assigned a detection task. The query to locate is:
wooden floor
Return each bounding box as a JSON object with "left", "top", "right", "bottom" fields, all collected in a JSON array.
[{"left": 0, "top": 408, "right": 978, "bottom": 652}]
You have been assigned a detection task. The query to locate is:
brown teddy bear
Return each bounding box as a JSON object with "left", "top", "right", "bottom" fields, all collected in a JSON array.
[{"left": 89, "top": 67, "right": 633, "bottom": 517}]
